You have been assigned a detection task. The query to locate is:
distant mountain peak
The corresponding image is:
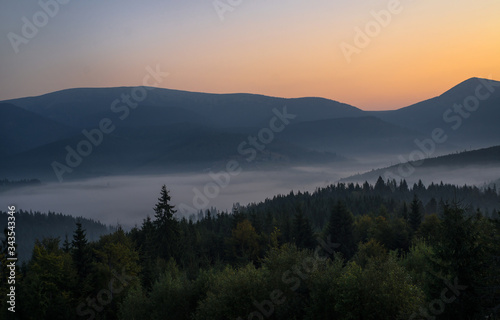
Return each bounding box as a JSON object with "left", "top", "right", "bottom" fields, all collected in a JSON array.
[{"left": 440, "top": 77, "right": 500, "bottom": 98}]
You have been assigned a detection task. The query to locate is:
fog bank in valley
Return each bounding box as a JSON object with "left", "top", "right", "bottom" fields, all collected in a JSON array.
[
  {"left": 0, "top": 165, "right": 360, "bottom": 228},
  {"left": 2, "top": 160, "right": 497, "bottom": 228}
]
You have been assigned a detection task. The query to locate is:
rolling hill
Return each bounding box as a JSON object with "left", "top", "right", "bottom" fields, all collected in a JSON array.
[
  {"left": 0, "top": 103, "right": 77, "bottom": 155},
  {"left": 371, "top": 78, "right": 500, "bottom": 148},
  {"left": 2, "top": 87, "right": 365, "bottom": 129},
  {"left": 1, "top": 77, "right": 499, "bottom": 181},
  {"left": 341, "top": 145, "right": 500, "bottom": 186},
  {"left": 280, "top": 116, "right": 437, "bottom": 156}
]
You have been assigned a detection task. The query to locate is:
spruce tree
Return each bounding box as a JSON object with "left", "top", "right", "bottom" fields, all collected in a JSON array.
[
  {"left": 374, "top": 176, "right": 386, "bottom": 194},
  {"left": 401, "top": 202, "right": 409, "bottom": 221},
  {"left": 292, "top": 210, "right": 316, "bottom": 249},
  {"left": 153, "top": 185, "right": 180, "bottom": 260},
  {"left": 62, "top": 234, "right": 71, "bottom": 253},
  {"left": 409, "top": 194, "right": 422, "bottom": 233},
  {"left": 429, "top": 204, "right": 484, "bottom": 318},
  {"left": 326, "top": 201, "right": 355, "bottom": 259},
  {"left": 71, "top": 221, "right": 91, "bottom": 282},
  {"left": 399, "top": 179, "right": 409, "bottom": 192},
  {"left": 154, "top": 185, "right": 176, "bottom": 223}
]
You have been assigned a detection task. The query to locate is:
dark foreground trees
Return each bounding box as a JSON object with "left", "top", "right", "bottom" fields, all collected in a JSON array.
[{"left": 1, "top": 181, "right": 499, "bottom": 319}]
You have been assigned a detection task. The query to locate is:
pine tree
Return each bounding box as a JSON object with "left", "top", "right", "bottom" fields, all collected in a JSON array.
[
  {"left": 326, "top": 201, "right": 355, "bottom": 259},
  {"left": 71, "top": 220, "right": 91, "bottom": 282},
  {"left": 409, "top": 194, "right": 422, "bottom": 233},
  {"left": 154, "top": 185, "right": 176, "bottom": 223},
  {"left": 153, "top": 185, "right": 180, "bottom": 260},
  {"left": 429, "top": 204, "right": 484, "bottom": 318},
  {"left": 135, "top": 216, "right": 158, "bottom": 289},
  {"left": 399, "top": 179, "right": 409, "bottom": 193},
  {"left": 425, "top": 197, "right": 438, "bottom": 214},
  {"left": 362, "top": 181, "right": 371, "bottom": 192},
  {"left": 401, "top": 202, "right": 409, "bottom": 220},
  {"left": 292, "top": 210, "right": 315, "bottom": 249},
  {"left": 374, "top": 176, "right": 386, "bottom": 194},
  {"left": 62, "top": 234, "right": 71, "bottom": 253}
]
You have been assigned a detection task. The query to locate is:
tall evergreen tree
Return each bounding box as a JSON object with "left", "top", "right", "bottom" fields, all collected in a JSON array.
[
  {"left": 71, "top": 220, "right": 91, "bottom": 291},
  {"left": 401, "top": 202, "right": 409, "bottom": 221},
  {"left": 326, "top": 201, "right": 355, "bottom": 259},
  {"left": 62, "top": 234, "right": 71, "bottom": 253},
  {"left": 425, "top": 197, "right": 438, "bottom": 214},
  {"left": 409, "top": 194, "right": 422, "bottom": 233},
  {"left": 399, "top": 179, "right": 409, "bottom": 192},
  {"left": 132, "top": 215, "right": 158, "bottom": 289},
  {"left": 292, "top": 210, "right": 316, "bottom": 249},
  {"left": 374, "top": 176, "right": 386, "bottom": 194},
  {"left": 154, "top": 185, "right": 176, "bottom": 223},
  {"left": 429, "top": 204, "right": 485, "bottom": 319},
  {"left": 153, "top": 185, "right": 180, "bottom": 260}
]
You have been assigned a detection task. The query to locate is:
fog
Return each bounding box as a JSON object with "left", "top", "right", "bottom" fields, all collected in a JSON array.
[
  {"left": 393, "top": 165, "right": 500, "bottom": 189},
  {"left": 0, "top": 164, "right": 365, "bottom": 228},
  {"left": 343, "top": 164, "right": 500, "bottom": 188},
  {"left": 2, "top": 160, "right": 498, "bottom": 228}
]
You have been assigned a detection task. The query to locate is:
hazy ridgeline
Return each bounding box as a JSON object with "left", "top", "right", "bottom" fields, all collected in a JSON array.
[
  {"left": 2, "top": 0, "right": 500, "bottom": 317},
  {"left": 1, "top": 78, "right": 500, "bottom": 319}
]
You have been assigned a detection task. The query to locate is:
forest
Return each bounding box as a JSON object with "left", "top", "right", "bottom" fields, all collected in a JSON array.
[
  {"left": 0, "top": 210, "right": 112, "bottom": 262},
  {"left": 1, "top": 178, "right": 499, "bottom": 319}
]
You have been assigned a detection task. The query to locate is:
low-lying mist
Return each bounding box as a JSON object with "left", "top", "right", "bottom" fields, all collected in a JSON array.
[
  {"left": 1, "top": 161, "right": 497, "bottom": 228},
  {"left": 0, "top": 164, "right": 363, "bottom": 228}
]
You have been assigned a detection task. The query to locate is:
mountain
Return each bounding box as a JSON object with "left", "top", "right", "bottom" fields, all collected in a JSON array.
[
  {"left": 281, "top": 116, "right": 433, "bottom": 156},
  {"left": 0, "top": 122, "right": 344, "bottom": 181},
  {"left": 371, "top": 78, "right": 500, "bottom": 148},
  {"left": 341, "top": 145, "right": 500, "bottom": 186},
  {"left": 0, "top": 88, "right": 365, "bottom": 181},
  {"left": 1, "top": 77, "right": 499, "bottom": 181},
  {"left": 0, "top": 103, "right": 77, "bottom": 155},
  {"left": 2, "top": 87, "right": 365, "bottom": 129}
]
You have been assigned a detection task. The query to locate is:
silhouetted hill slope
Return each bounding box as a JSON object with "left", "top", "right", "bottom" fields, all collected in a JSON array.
[
  {"left": 3, "top": 87, "right": 364, "bottom": 129},
  {"left": 372, "top": 78, "right": 500, "bottom": 148},
  {"left": 342, "top": 145, "right": 500, "bottom": 185},
  {"left": 2, "top": 78, "right": 499, "bottom": 180},
  {"left": 281, "top": 116, "right": 441, "bottom": 155},
  {"left": 0, "top": 103, "right": 78, "bottom": 155},
  {"left": 0, "top": 123, "right": 343, "bottom": 181},
  {"left": 0, "top": 210, "right": 113, "bottom": 262}
]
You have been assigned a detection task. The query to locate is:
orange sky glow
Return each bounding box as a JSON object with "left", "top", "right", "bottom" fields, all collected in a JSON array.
[{"left": 1, "top": 0, "right": 499, "bottom": 110}]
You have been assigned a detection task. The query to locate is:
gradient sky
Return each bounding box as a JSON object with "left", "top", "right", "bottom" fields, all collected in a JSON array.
[{"left": 1, "top": 0, "right": 499, "bottom": 110}]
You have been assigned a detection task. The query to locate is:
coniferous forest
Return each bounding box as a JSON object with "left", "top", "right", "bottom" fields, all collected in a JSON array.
[
  {"left": 1, "top": 179, "right": 499, "bottom": 319},
  {"left": 2, "top": 0, "right": 500, "bottom": 318}
]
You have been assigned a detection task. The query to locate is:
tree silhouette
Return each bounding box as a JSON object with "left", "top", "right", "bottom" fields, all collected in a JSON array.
[
  {"left": 327, "top": 201, "right": 355, "bottom": 259},
  {"left": 409, "top": 194, "right": 422, "bottom": 233},
  {"left": 153, "top": 185, "right": 180, "bottom": 260},
  {"left": 71, "top": 220, "right": 90, "bottom": 281},
  {"left": 292, "top": 210, "right": 316, "bottom": 249}
]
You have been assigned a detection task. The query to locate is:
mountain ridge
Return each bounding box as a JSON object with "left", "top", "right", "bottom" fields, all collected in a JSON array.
[
  {"left": 340, "top": 145, "right": 500, "bottom": 186},
  {"left": 1, "top": 77, "right": 499, "bottom": 181}
]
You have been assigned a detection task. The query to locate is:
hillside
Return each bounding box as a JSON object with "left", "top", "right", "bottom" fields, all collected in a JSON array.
[
  {"left": 0, "top": 122, "right": 344, "bottom": 181},
  {"left": 341, "top": 145, "right": 500, "bottom": 185},
  {"left": 281, "top": 116, "right": 434, "bottom": 156},
  {"left": 2, "top": 87, "right": 364, "bottom": 129},
  {"left": 372, "top": 78, "right": 500, "bottom": 148},
  {"left": 1, "top": 77, "right": 499, "bottom": 181},
  {"left": 0, "top": 210, "right": 113, "bottom": 262},
  {"left": 0, "top": 103, "right": 78, "bottom": 155}
]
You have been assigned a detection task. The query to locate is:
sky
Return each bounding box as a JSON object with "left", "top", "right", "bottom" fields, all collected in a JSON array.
[{"left": 0, "top": 0, "right": 499, "bottom": 110}]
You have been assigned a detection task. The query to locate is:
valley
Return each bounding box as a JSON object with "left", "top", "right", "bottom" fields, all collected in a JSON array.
[{"left": 1, "top": 77, "right": 499, "bottom": 225}]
